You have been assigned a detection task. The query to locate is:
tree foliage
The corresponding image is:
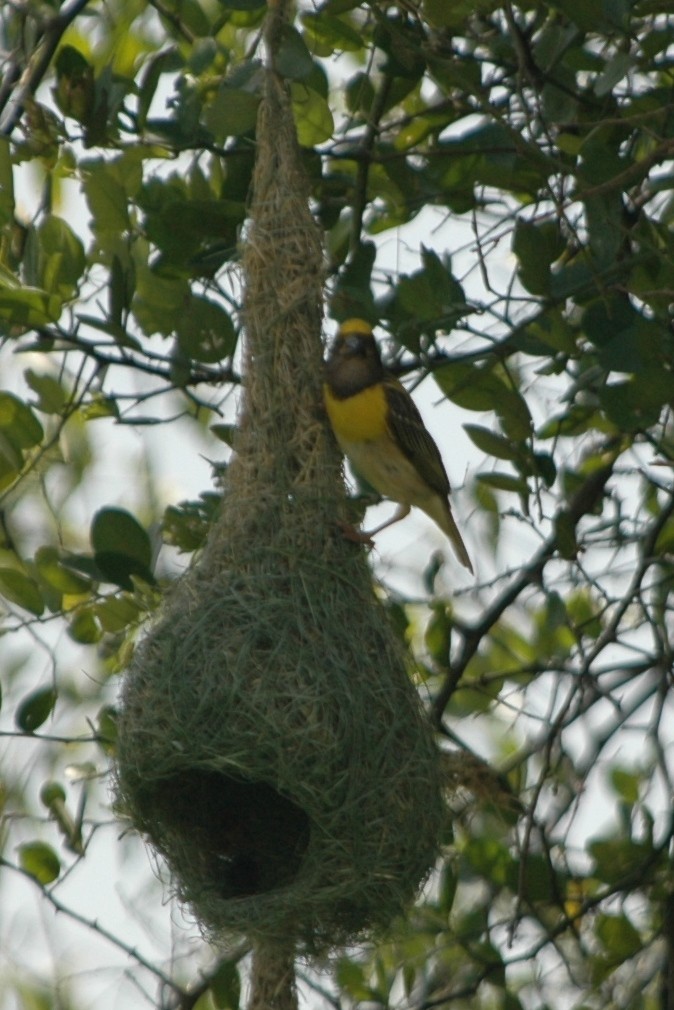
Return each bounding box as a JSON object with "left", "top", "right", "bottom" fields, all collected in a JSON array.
[{"left": 0, "top": 0, "right": 673, "bottom": 1008}]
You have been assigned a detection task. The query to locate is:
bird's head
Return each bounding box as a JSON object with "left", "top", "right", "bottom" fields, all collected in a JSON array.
[{"left": 325, "top": 319, "right": 385, "bottom": 395}]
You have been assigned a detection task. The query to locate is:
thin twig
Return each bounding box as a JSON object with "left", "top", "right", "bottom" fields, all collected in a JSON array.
[{"left": 0, "top": 0, "right": 93, "bottom": 136}]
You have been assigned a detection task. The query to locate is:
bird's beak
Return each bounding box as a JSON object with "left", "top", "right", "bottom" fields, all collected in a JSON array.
[{"left": 342, "top": 334, "right": 364, "bottom": 354}]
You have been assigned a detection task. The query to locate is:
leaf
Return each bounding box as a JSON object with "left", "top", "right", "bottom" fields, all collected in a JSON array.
[
  {"left": 0, "top": 392, "right": 43, "bottom": 449},
  {"left": 512, "top": 218, "right": 565, "bottom": 295},
  {"left": 210, "top": 960, "right": 241, "bottom": 1010},
  {"left": 0, "top": 284, "right": 61, "bottom": 327},
  {"left": 344, "top": 72, "right": 376, "bottom": 115},
  {"left": 163, "top": 493, "right": 221, "bottom": 552},
  {"left": 203, "top": 85, "right": 261, "bottom": 140},
  {"left": 34, "top": 546, "right": 91, "bottom": 595},
  {"left": 476, "top": 471, "right": 529, "bottom": 496},
  {"left": 36, "top": 215, "right": 86, "bottom": 299},
  {"left": 609, "top": 768, "right": 641, "bottom": 805},
  {"left": 276, "top": 25, "right": 315, "bottom": 80},
  {"left": 93, "top": 593, "right": 143, "bottom": 632},
  {"left": 177, "top": 296, "right": 236, "bottom": 362},
  {"left": 395, "top": 247, "right": 467, "bottom": 328},
  {"left": 84, "top": 161, "right": 130, "bottom": 234},
  {"left": 0, "top": 137, "right": 14, "bottom": 226},
  {"left": 425, "top": 605, "right": 452, "bottom": 668},
  {"left": 68, "top": 606, "right": 101, "bottom": 644},
  {"left": 435, "top": 360, "right": 508, "bottom": 412},
  {"left": 291, "top": 83, "right": 334, "bottom": 145},
  {"left": 132, "top": 264, "right": 190, "bottom": 337},
  {"left": 464, "top": 424, "right": 518, "bottom": 461},
  {"left": 596, "top": 913, "right": 642, "bottom": 960},
  {"left": 0, "top": 568, "right": 44, "bottom": 615},
  {"left": 589, "top": 836, "right": 656, "bottom": 884},
  {"left": 302, "top": 13, "right": 363, "bottom": 55},
  {"left": 594, "top": 52, "right": 635, "bottom": 97},
  {"left": 18, "top": 841, "right": 60, "bottom": 884},
  {"left": 599, "top": 380, "right": 663, "bottom": 432},
  {"left": 16, "top": 686, "right": 57, "bottom": 733},
  {"left": 97, "top": 704, "right": 118, "bottom": 755},
  {"left": 24, "top": 370, "right": 67, "bottom": 414},
  {"left": 91, "top": 507, "right": 154, "bottom": 589},
  {"left": 137, "top": 47, "right": 183, "bottom": 129}
]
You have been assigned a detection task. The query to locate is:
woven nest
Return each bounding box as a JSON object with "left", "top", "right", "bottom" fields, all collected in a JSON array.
[{"left": 115, "top": 39, "right": 444, "bottom": 954}]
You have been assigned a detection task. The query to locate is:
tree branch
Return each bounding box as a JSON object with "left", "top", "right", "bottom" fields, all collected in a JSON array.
[
  {"left": 431, "top": 455, "right": 617, "bottom": 726},
  {"left": 0, "top": 0, "right": 93, "bottom": 136}
]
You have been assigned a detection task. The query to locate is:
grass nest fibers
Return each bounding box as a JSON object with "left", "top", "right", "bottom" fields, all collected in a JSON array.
[{"left": 116, "top": 28, "right": 444, "bottom": 954}]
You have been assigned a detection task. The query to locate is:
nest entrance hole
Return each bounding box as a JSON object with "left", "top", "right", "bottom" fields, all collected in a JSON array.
[{"left": 154, "top": 770, "right": 311, "bottom": 899}]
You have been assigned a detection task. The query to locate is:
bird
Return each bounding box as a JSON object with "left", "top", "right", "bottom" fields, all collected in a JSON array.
[{"left": 323, "top": 318, "right": 473, "bottom": 573}]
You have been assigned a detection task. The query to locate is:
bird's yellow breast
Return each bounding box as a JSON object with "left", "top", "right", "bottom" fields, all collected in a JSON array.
[{"left": 323, "top": 382, "right": 389, "bottom": 445}]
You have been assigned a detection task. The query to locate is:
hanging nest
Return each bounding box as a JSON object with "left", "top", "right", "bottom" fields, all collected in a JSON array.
[{"left": 115, "top": 10, "right": 444, "bottom": 955}]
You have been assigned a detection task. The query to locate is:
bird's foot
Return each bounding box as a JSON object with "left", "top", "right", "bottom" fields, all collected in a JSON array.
[{"left": 336, "top": 520, "right": 375, "bottom": 548}]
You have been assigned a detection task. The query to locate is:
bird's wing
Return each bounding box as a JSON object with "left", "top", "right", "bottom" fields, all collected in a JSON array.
[{"left": 383, "top": 377, "right": 451, "bottom": 499}]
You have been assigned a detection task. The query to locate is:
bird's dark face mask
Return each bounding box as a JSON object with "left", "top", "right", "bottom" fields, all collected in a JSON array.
[{"left": 326, "top": 332, "right": 385, "bottom": 397}]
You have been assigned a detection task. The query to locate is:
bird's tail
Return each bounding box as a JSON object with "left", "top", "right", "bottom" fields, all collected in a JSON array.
[{"left": 427, "top": 499, "right": 473, "bottom": 573}]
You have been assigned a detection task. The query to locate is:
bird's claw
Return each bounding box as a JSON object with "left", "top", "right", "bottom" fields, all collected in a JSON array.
[{"left": 336, "top": 520, "right": 375, "bottom": 548}]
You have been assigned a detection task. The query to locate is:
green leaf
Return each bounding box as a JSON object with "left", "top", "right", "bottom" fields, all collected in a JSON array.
[
  {"left": 512, "top": 311, "right": 577, "bottom": 355},
  {"left": 596, "top": 913, "right": 642, "bottom": 960},
  {"left": 302, "top": 13, "right": 363, "bottom": 55},
  {"left": 589, "top": 836, "right": 655, "bottom": 884},
  {"left": 34, "top": 546, "right": 91, "bottom": 595},
  {"left": 476, "top": 471, "right": 530, "bottom": 496},
  {"left": 334, "top": 961, "right": 377, "bottom": 1002},
  {"left": 93, "top": 593, "right": 143, "bottom": 632},
  {"left": 463, "top": 836, "right": 517, "bottom": 889},
  {"left": 497, "top": 389, "right": 533, "bottom": 441},
  {"left": 434, "top": 361, "right": 507, "bottom": 412},
  {"left": 137, "top": 48, "right": 184, "bottom": 129},
  {"left": 609, "top": 768, "right": 641, "bottom": 804},
  {"left": 425, "top": 605, "right": 452, "bottom": 667},
  {"left": 177, "top": 296, "right": 236, "bottom": 363},
  {"left": 68, "top": 606, "right": 101, "bottom": 644},
  {"left": 203, "top": 84, "right": 261, "bottom": 139},
  {"left": 0, "top": 137, "right": 15, "bottom": 226},
  {"left": 344, "top": 72, "right": 376, "bottom": 116},
  {"left": 97, "top": 704, "right": 118, "bottom": 755},
  {"left": 16, "top": 687, "right": 57, "bottom": 733},
  {"left": 84, "top": 162, "right": 130, "bottom": 234},
  {"left": 584, "top": 191, "right": 624, "bottom": 268},
  {"left": 18, "top": 841, "right": 61, "bottom": 884},
  {"left": 512, "top": 218, "right": 565, "bottom": 295},
  {"left": 132, "top": 265, "right": 191, "bottom": 337},
  {"left": 210, "top": 960, "right": 241, "bottom": 1010},
  {"left": 0, "top": 568, "right": 45, "bottom": 615},
  {"left": 91, "top": 507, "right": 154, "bottom": 589},
  {"left": 291, "top": 83, "right": 334, "bottom": 145},
  {"left": 36, "top": 215, "right": 86, "bottom": 299},
  {"left": 210, "top": 424, "right": 237, "bottom": 445},
  {"left": 24, "top": 370, "right": 67, "bottom": 414},
  {"left": 276, "top": 25, "right": 315, "bottom": 80},
  {"left": 0, "top": 392, "right": 44, "bottom": 449},
  {"left": 0, "top": 284, "right": 62, "bottom": 327},
  {"left": 163, "top": 492, "right": 221, "bottom": 552},
  {"left": 394, "top": 247, "right": 466, "bottom": 329},
  {"left": 599, "top": 380, "right": 664, "bottom": 432},
  {"left": 594, "top": 52, "right": 635, "bottom": 98},
  {"left": 464, "top": 424, "right": 518, "bottom": 461}
]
